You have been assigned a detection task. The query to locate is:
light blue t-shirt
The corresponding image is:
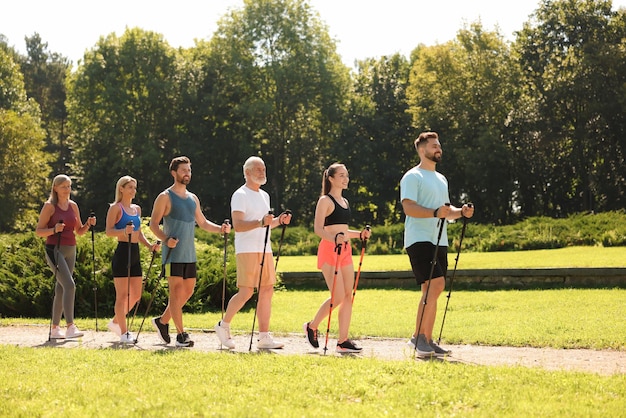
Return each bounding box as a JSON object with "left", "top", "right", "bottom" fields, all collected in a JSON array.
[{"left": 400, "top": 166, "right": 450, "bottom": 248}]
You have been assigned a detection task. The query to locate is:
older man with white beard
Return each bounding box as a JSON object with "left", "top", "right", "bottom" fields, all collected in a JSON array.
[{"left": 215, "top": 156, "right": 292, "bottom": 350}]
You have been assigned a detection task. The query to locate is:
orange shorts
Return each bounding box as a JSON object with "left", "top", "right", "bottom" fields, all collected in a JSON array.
[
  {"left": 317, "top": 239, "right": 353, "bottom": 269},
  {"left": 236, "top": 253, "right": 276, "bottom": 288}
]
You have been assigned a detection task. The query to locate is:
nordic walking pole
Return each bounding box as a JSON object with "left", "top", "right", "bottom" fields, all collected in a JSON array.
[
  {"left": 125, "top": 221, "right": 133, "bottom": 340},
  {"left": 48, "top": 220, "right": 64, "bottom": 342},
  {"left": 323, "top": 232, "right": 344, "bottom": 355},
  {"left": 129, "top": 240, "right": 160, "bottom": 331},
  {"left": 437, "top": 203, "right": 472, "bottom": 344},
  {"left": 135, "top": 241, "right": 174, "bottom": 344},
  {"left": 274, "top": 210, "right": 292, "bottom": 271},
  {"left": 351, "top": 225, "right": 370, "bottom": 304},
  {"left": 90, "top": 211, "right": 98, "bottom": 332},
  {"left": 414, "top": 204, "right": 448, "bottom": 358},
  {"left": 249, "top": 210, "right": 273, "bottom": 351},
  {"left": 221, "top": 219, "right": 230, "bottom": 320}
]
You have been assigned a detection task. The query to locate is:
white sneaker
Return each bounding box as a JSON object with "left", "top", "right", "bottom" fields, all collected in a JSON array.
[
  {"left": 50, "top": 327, "right": 65, "bottom": 339},
  {"left": 214, "top": 321, "right": 235, "bottom": 349},
  {"left": 120, "top": 332, "right": 135, "bottom": 345},
  {"left": 257, "top": 333, "right": 284, "bottom": 349},
  {"left": 107, "top": 320, "right": 121, "bottom": 337},
  {"left": 65, "top": 324, "right": 84, "bottom": 339}
]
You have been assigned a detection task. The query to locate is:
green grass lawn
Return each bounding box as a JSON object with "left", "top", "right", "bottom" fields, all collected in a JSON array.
[
  {"left": 1, "top": 345, "right": 624, "bottom": 417},
  {"left": 276, "top": 246, "right": 626, "bottom": 271},
  {"left": 2, "top": 246, "right": 625, "bottom": 417}
]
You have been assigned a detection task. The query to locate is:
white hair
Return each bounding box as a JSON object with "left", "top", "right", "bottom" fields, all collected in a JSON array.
[{"left": 243, "top": 156, "right": 264, "bottom": 179}]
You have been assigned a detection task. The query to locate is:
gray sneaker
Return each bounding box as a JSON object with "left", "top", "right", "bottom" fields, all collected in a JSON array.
[
  {"left": 429, "top": 340, "right": 451, "bottom": 357},
  {"left": 409, "top": 334, "right": 435, "bottom": 356}
]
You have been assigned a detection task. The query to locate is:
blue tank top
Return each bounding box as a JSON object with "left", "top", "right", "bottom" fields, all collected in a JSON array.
[
  {"left": 163, "top": 189, "right": 197, "bottom": 263},
  {"left": 324, "top": 194, "right": 351, "bottom": 226},
  {"left": 114, "top": 203, "right": 141, "bottom": 231}
]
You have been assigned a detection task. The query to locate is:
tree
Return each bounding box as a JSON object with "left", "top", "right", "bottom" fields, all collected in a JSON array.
[
  {"left": 0, "top": 48, "right": 51, "bottom": 231},
  {"left": 333, "top": 54, "right": 416, "bottom": 226},
  {"left": 66, "top": 28, "right": 179, "bottom": 220},
  {"left": 406, "top": 23, "right": 519, "bottom": 223},
  {"left": 512, "top": 0, "right": 626, "bottom": 216},
  {"left": 202, "top": 0, "right": 351, "bottom": 222},
  {"left": 19, "top": 33, "right": 71, "bottom": 174}
]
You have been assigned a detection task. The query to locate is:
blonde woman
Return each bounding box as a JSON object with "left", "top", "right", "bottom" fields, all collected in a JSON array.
[
  {"left": 105, "top": 176, "right": 160, "bottom": 344},
  {"left": 303, "top": 163, "right": 371, "bottom": 353},
  {"left": 36, "top": 174, "right": 96, "bottom": 339}
]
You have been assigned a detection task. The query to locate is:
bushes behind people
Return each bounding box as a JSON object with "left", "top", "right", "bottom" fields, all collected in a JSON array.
[{"left": 1, "top": 211, "right": 625, "bottom": 317}]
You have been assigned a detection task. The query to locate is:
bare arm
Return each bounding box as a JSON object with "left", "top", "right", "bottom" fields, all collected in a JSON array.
[
  {"left": 35, "top": 203, "right": 60, "bottom": 238},
  {"left": 231, "top": 210, "right": 272, "bottom": 232},
  {"left": 149, "top": 192, "right": 176, "bottom": 247},
  {"left": 105, "top": 204, "right": 127, "bottom": 239},
  {"left": 192, "top": 194, "right": 225, "bottom": 234},
  {"left": 71, "top": 201, "right": 95, "bottom": 236}
]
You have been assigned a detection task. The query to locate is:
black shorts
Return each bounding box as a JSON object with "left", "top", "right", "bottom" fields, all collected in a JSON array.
[
  {"left": 406, "top": 242, "right": 448, "bottom": 285},
  {"left": 112, "top": 242, "right": 142, "bottom": 277},
  {"left": 163, "top": 262, "right": 197, "bottom": 279}
]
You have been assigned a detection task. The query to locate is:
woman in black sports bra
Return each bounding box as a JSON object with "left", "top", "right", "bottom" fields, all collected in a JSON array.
[{"left": 303, "top": 163, "right": 372, "bottom": 353}]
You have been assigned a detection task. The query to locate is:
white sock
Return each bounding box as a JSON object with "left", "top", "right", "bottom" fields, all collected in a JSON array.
[
  {"left": 220, "top": 321, "right": 230, "bottom": 329},
  {"left": 259, "top": 332, "right": 269, "bottom": 339}
]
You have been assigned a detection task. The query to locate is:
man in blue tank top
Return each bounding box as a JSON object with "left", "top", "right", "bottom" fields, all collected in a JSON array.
[
  {"left": 400, "top": 132, "right": 474, "bottom": 357},
  {"left": 149, "top": 156, "right": 231, "bottom": 347}
]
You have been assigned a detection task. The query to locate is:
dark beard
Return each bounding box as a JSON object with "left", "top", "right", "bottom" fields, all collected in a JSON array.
[{"left": 426, "top": 153, "right": 442, "bottom": 163}]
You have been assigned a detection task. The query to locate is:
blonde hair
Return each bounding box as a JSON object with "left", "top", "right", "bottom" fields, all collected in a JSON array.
[
  {"left": 112, "top": 175, "right": 136, "bottom": 204},
  {"left": 48, "top": 174, "right": 71, "bottom": 205}
]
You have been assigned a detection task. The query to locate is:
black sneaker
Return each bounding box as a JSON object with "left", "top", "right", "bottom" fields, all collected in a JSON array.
[
  {"left": 176, "top": 332, "right": 194, "bottom": 347},
  {"left": 336, "top": 339, "right": 362, "bottom": 353},
  {"left": 151, "top": 317, "right": 170, "bottom": 344},
  {"left": 303, "top": 322, "right": 319, "bottom": 348}
]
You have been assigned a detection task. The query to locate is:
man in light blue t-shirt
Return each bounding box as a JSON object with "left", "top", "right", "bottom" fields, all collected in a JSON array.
[{"left": 400, "top": 132, "right": 474, "bottom": 356}]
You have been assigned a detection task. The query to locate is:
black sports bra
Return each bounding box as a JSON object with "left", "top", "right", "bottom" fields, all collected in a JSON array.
[{"left": 324, "top": 194, "right": 351, "bottom": 226}]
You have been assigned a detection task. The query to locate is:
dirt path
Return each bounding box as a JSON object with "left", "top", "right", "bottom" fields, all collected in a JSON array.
[{"left": 1, "top": 325, "right": 624, "bottom": 376}]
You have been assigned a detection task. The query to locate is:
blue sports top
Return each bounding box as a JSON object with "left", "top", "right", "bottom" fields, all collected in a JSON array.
[
  {"left": 324, "top": 194, "right": 351, "bottom": 226},
  {"left": 114, "top": 203, "right": 141, "bottom": 231}
]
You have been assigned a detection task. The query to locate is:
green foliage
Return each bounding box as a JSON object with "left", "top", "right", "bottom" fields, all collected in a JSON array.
[
  {"left": 0, "top": 225, "right": 240, "bottom": 318},
  {"left": 66, "top": 28, "right": 179, "bottom": 222},
  {"left": 201, "top": 0, "right": 351, "bottom": 222},
  {"left": 0, "top": 48, "right": 52, "bottom": 233},
  {"left": 3, "top": 211, "right": 625, "bottom": 317},
  {"left": 6, "top": 0, "right": 626, "bottom": 232},
  {"left": 206, "top": 211, "right": 626, "bottom": 256},
  {"left": 407, "top": 23, "right": 519, "bottom": 224},
  {"left": 19, "top": 33, "right": 72, "bottom": 174},
  {"left": 461, "top": 210, "right": 626, "bottom": 252}
]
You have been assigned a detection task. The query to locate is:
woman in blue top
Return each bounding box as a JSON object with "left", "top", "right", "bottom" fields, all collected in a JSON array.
[{"left": 105, "top": 176, "right": 160, "bottom": 344}]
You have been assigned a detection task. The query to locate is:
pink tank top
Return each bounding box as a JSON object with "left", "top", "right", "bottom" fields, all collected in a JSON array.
[{"left": 45, "top": 204, "right": 77, "bottom": 246}]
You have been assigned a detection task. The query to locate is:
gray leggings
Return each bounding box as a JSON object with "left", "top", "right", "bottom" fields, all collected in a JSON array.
[{"left": 45, "top": 244, "right": 77, "bottom": 325}]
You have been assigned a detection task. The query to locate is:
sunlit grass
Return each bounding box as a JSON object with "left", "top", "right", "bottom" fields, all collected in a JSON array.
[
  {"left": 276, "top": 246, "right": 626, "bottom": 271},
  {"left": 5, "top": 288, "right": 625, "bottom": 350},
  {"left": 0, "top": 346, "right": 625, "bottom": 417}
]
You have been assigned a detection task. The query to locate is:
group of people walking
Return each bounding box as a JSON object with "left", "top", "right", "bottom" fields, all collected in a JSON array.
[{"left": 35, "top": 131, "right": 474, "bottom": 356}]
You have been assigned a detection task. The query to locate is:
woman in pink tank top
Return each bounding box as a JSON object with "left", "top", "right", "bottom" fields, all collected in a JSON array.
[{"left": 36, "top": 174, "right": 96, "bottom": 339}]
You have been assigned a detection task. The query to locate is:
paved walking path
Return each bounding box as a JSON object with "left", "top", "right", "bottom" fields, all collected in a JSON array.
[{"left": 1, "top": 325, "right": 624, "bottom": 375}]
